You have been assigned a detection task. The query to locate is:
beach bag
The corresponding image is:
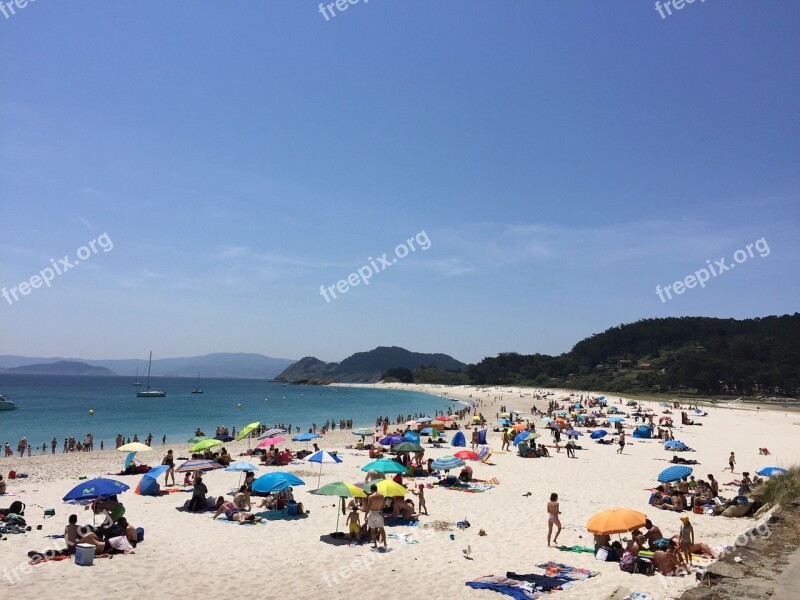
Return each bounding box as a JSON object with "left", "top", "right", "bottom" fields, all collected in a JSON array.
[
  {"left": 595, "top": 547, "right": 609, "bottom": 561},
  {"left": 8, "top": 470, "right": 15, "bottom": 479},
  {"left": 136, "top": 527, "right": 144, "bottom": 542},
  {"left": 653, "top": 538, "right": 670, "bottom": 551}
]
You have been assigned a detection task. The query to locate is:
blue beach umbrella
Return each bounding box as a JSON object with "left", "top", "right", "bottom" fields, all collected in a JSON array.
[
  {"left": 499, "top": 419, "right": 512, "bottom": 426},
  {"left": 576, "top": 415, "right": 586, "bottom": 422},
  {"left": 293, "top": 433, "right": 321, "bottom": 442},
  {"left": 416, "top": 417, "right": 432, "bottom": 423},
  {"left": 379, "top": 435, "right": 405, "bottom": 446},
  {"left": 756, "top": 467, "right": 787, "bottom": 477},
  {"left": 225, "top": 461, "right": 260, "bottom": 472},
  {"left": 555, "top": 410, "right": 568, "bottom": 417},
  {"left": 664, "top": 441, "right": 688, "bottom": 450},
  {"left": 252, "top": 472, "right": 304, "bottom": 494},
  {"left": 590, "top": 430, "right": 608, "bottom": 439},
  {"left": 513, "top": 431, "right": 540, "bottom": 446},
  {"left": 419, "top": 428, "right": 433, "bottom": 435},
  {"left": 565, "top": 429, "right": 583, "bottom": 437},
  {"left": 307, "top": 450, "right": 342, "bottom": 486},
  {"left": 64, "top": 478, "right": 130, "bottom": 502},
  {"left": 431, "top": 456, "right": 466, "bottom": 472},
  {"left": 404, "top": 431, "right": 421, "bottom": 444},
  {"left": 658, "top": 465, "right": 693, "bottom": 483},
  {"left": 361, "top": 459, "right": 406, "bottom": 474},
  {"left": 608, "top": 416, "right": 625, "bottom": 423},
  {"left": 124, "top": 452, "right": 137, "bottom": 470}
]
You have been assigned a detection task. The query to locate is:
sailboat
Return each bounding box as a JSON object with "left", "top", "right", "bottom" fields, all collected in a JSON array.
[
  {"left": 132, "top": 367, "right": 142, "bottom": 387},
  {"left": 191, "top": 373, "right": 203, "bottom": 394},
  {"left": 136, "top": 351, "right": 167, "bottom": 398}
]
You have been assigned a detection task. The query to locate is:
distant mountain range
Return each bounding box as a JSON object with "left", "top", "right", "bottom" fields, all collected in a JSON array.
[
  {"left": 0, "top": 360, "right": 116, "bottom": 376},
  {"left": 0, "top": 353, "right": 296, "bottom": 379},
  {"left": 275, "top": 346, "right": 466, "bottom": 384}
]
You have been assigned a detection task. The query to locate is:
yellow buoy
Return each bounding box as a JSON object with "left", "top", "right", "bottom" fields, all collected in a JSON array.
[
  {"left": 89, "top": 409, "right": 94, "bottom": 415},
  {"left": 236, "top": 403, "right": 242, "bottom": 408}
]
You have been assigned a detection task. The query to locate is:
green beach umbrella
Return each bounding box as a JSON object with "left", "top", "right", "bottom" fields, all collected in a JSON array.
[
  {"left": 394, "top": 442, "right": 423, "bottom": 453},
  {"left": 361, "top": 459, "right": 407, "bottom": 474},
  {"left": 237, "top": 421, "right": 260, "bottom": 441},
  {"left": 186, "top": 436, "right": 209, "bottom": 444},
  {"left": 190, "top": 438, "right": 222, "bottom": 453}
]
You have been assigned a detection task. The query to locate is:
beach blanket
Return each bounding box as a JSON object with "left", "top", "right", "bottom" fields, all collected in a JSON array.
[
  {"left": 384, "top": 517, "right": 419, "bottom": 526},
  {"left": 505, "top": 572, "right": 573, "bottom": 590},
  {"left": 446, "top": 483, "right": 494, "bottom": 493},
  {"left": 556, "top": 544, "right": 595, "bottom": 554},
  {"left": 466, "top": 575, "right": 544, "bottom": 600},
  {"left": 387, "top": 533, "right": 419, "bottom": 544},
  {"left": 536, "top": 562, "right": 598, "bottom": 580},
  {"left": 0, "top": 524, "right": 26, "bottom": 534}
]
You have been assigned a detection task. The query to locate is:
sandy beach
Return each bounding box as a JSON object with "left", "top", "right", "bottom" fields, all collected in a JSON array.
[{"left": 1, "top": 384, "right": 797, "bottom": 600}]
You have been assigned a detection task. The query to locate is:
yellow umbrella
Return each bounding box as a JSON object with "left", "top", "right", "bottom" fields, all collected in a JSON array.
[
  {"left": 237, "top": 422, "right": 260, "bottom": 441},
  {"left": 499, "top": 412, "right": 511, "bottom": 418},
  {"left": 363, "top": 479, "right": 408, "bottom": 497},
  {"left": 586, "top": 508, "right": 647, "bottom": 535},
  {"left": 117, "top": 442, "right": 152, "bottom": 453}
]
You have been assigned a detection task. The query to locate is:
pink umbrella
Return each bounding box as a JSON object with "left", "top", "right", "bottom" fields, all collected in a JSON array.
[
  {"left": 436, "top": 415, "right": 453, "bottom": 422},
  {"left": 454, "top": 450, "right": 480, "bottom": 460},
  {"left": 257, "top": 436, "right": 286, "bottom": 448}
]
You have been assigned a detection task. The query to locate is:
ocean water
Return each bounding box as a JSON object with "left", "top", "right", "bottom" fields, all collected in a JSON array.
[{"left": 0, "top": 375, "right": 455, "bottom": 449}]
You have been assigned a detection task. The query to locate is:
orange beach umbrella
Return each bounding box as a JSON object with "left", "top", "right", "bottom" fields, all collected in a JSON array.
[{"left": 586, "top": 508, "right": 647, "bottom": 535}]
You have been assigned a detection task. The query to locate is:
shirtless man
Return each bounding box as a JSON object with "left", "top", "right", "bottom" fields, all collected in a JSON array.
[
  {"left": 654, "top": 540, "right": 681, "bottom": 575},
  {"left": 364, "top": 484, "right": 387, "bottom": 550},
  {"left": 547, "top": 492, "right": 562, "bottom": 546},
  {"left": 644, "top": 518, "right": 663, "bottom": 550}
]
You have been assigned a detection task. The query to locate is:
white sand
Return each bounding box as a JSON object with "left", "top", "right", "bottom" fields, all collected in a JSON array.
[{"left": 1, "top": 384, "right": 797, "bottom": 600}]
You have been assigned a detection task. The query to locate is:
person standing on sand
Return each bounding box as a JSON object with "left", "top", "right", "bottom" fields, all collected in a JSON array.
[
  {"left": 678, "top": 515, "right": 694, "bottom": 568},
  {"left": 547, "top": 492, "right": 562, "bottom": 546},
  {"left": 163, "top": 449, "right": 176, "bottom": 486},
  {"left": 617, "top": 431, "right": 626, "bottom": 454},
  {"left": 364, "top": 484, "right": 387, "bottom": 550},
  {"left": 725, "top": 452, "right": 736, "bottom": 473}
]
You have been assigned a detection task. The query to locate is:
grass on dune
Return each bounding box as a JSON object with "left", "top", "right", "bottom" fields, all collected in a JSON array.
[{"left": 762, "top": 465, "right": 800, "bottom": 507}]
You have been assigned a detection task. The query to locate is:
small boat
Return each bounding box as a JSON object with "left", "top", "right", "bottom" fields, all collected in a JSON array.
[
  {"left": 136, "top": 351, "right": 166, "bottom": 398},
  {"left": 191, "top": 373, "right": 203, "bottom": 394},
  {"left": 0, "top": 395, "right": 17, "bottom": 410},
  {"left": 132, "top": 367, "right": 142, "bottom": 387}
]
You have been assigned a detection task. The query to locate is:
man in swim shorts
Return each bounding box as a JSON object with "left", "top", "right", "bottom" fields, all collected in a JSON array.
[{"left": 364, "top": 484, "right": 387, "bottom": 550}]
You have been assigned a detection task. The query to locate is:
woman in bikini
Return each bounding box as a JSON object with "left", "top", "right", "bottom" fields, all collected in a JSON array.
[{"left": 547, "top": 492, "right": 562, "bottom": 546}]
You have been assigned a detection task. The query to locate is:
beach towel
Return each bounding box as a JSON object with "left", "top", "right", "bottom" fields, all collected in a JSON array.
[
  {"left": 387, "top": 533, "right": 419, "bottom": 544},
  {"left": 466, "top": 575, "right": 543, "bottom": 600},
  {"left": 446, "top": 483, "right": 494, "bottom": 493},
  {"left": 556, "top": 545, "right": 595, "bottom": 554},
  {"left": 504, "top": 572, "right": 572, "bottom": 590},
  {"left": 536, "top": 562, "right": 598, "bottom": 580},
  {"left": 384, "top": 517, "right": 419, "bottom": 526}
]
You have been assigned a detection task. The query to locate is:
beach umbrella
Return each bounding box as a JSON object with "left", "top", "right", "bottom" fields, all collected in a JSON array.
[
  {"left": 436, "top": 415, "right": 453, "bottom": 422},
  {"left": 186, "top": 436, "right": 209, "bottom": 444},
  {"left": 118, "top": 442, "right": 152, "bottom": 453},
  {"left": 663, "top": 440, "right": 688, "bottom": 450},
  {"left": 565, "top": 429, "right": 583, "bottom": 437},
  {"left": 395, "top": 442, "right": 423, "bottom": 453},
  {"left": 258, "top": 428, "right": 286, "bottom": 439},
  {"left": 361, "top": 459, "right": 406, "bottom": 474},
  {"left": 190, "top": 438, "right": 222, "bottom": 453},
  {"left": 608, "top": 416, "right": 625, "bottom": 423},
  {"left": 359, "top": 479, "right": 408, "bottom": 497},
  {"left": 471, "top": 415, "right": 481, "bottom": 421},
  {"left": 499, "top": 412, "right": 511, "bottom": 418},
  {"left": 512, "top": 423, "right": 528, "bottom": 432},
  {"left": 225, "top": 461, "right": 260, "bottom": 472},
  {"left": 403, "top": 431, "right": 421, "bottom": 444},
  {"left": 64, "top": 478, "right": 130, "bottom": 502},
  {"left": 576, "top": 415, "right": 587, "bottom": 422},
  {"left": 419, "top": 427, "right": 433, "bottom": 435},
  {"left": 454, "top": 450, "right": 480, "bottom": 460},
  {"left": 590, "top": 430, "right": 608, "bottom": 439},
  {"left": 587, "top": 508, "right": 647, "bottom": 535},
  {"left": 293, "top": 433, "right": 321, "bottom": 442},
  {"left": 416, "top": 417, "right": 432, "bottom": 423},
  {"left": 499, "top": 419, "right": 512, "bottom": 426},
  {"left": 597, "top": 396, "right": 606, "bottom": 400},
  {"left": 756, "top": 467, "right": 787, "bottom": 477},
  {"left": 555, "top": 410, "right": 568, "bottom": 416},
  {"left": 307, "top": 450, "right": 343, "bottom": 486},
  {"left": 512, "top": 431, "right": 539, "bottom": 445},
  {"left": 379, "top": 435, "right": 405, "bottom": 446},
  {"left": 659, "top": 402, "right": 670, "bottom": 407},
  {"left": 123, "top": 451, "right": 137, "bottom": 470},
  {"left": 252, "top": 472, "right": 305, "bottom": 494},
  {"left": 431, "top": 455, "right": 466, "bottom": 472},
  {"left": 352, "top": 428, "right": 374, "bottom": 437},
  {"left": 312, "top": 482, "right": 367, "bottom": 533},
  {"left": 176, "top": 459, "right": 223, "bottom": 473},
  {"left": 237, "top": 421, "right": 261, "bottom": 441},
  {"left": 135, "top": 465, "right": 170, "bottom": 496},
  {"left": 541, "top": 417, "right": 553, "bottom": 423},
  {"left": 658, "top": 465, "right": 693, "bottom": 483},
  {"left": 257, "top": 436, "right": 285, "bottom": 448}
]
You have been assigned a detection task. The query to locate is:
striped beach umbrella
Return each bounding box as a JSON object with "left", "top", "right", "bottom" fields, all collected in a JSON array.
[
  {"left": 175, "top": 459, "right": 223, "bottom": 473},
  {"left": 431, "top": 455, "right": 466, "bottom": 472}
]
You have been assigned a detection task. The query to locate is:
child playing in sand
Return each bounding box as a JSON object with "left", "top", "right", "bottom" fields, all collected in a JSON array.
[
  {"left": 412, "top": 484, "right": 428, "bottom": 515},
  {"left": 725, "top": 451, "right": 736, "bottom": 473},
  {"left": 346, "top": 506, "right": 361, "bottom": 543}
]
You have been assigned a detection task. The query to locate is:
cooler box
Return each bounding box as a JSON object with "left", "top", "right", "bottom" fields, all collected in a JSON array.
[
  {"left": 286, "top": 502, "right": 297, "bottom": 516},
  {"left": 75, "top": 543, "right": 95, "bottom": 566}
]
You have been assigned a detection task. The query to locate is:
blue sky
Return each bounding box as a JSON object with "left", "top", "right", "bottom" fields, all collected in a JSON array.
[{"left": 1, "top": 1, "right": 798, "bottom": 364}]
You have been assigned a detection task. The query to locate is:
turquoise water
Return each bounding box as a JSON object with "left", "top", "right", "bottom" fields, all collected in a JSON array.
[{"left": 0, "top": 375, "right": 455, "bottom": 449}]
